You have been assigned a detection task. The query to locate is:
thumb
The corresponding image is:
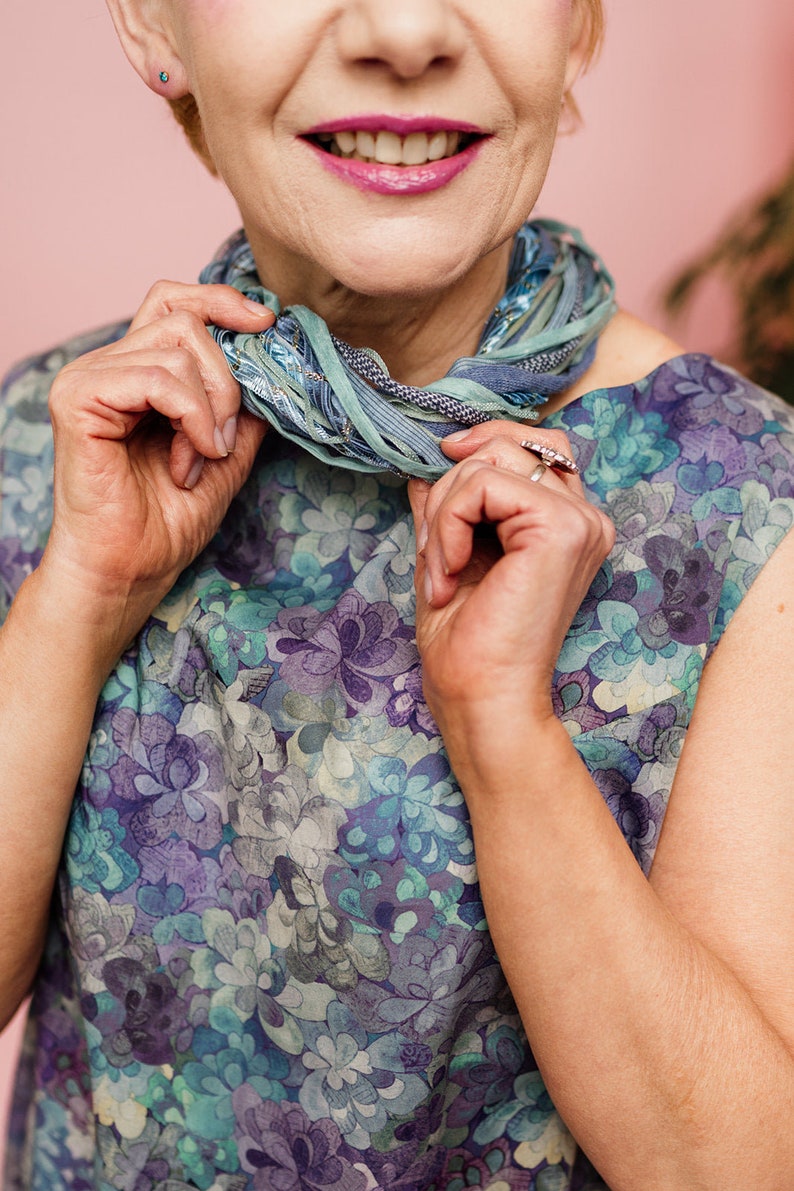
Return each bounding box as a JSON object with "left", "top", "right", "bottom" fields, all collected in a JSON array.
[{"left": 407, "top": 478, "right": 432, "bottom": 552}]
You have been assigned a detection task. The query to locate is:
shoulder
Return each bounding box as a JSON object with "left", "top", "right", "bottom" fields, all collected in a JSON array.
[
  {"left": 553, "top": 323, "right": 794, "bottom": 657},
  {"left": 0, "top": 319, "right": 130, "bottom": 445},
  {"left": 0, "top": 321, "right": 130, "bottom": 614},
  {"left": 556, "top": 309, "right": 794, "bottom": 454},
  {"left": 562, "top": 310, "right": 684, "bottom": 406}
]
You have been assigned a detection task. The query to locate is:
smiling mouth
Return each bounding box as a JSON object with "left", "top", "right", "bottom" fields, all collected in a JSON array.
[{"left": 306, "top": 129, "right": 481, "bottom": 168}]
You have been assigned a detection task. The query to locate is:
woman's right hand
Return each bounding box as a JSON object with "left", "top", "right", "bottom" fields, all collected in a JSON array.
[{"left": 41, "top": 280, "right": 274, "bottom": 652}]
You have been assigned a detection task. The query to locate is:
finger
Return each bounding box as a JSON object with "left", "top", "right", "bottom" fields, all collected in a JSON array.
[
  {"left": 171, "top": 412, "right": 268, "bottom": 496},
  {"left": 407, "top": 478, "right": 435, "bottom": 611},
  {"left": 169, "top": 430, "right": 205, "bottom": 491},
  {"left": 423, "top": 463, "right": 591, "bottom": 607},
  {"left": 442, "top": 422, "right": 576, "bottom": 458},
  {"left": 128, "top": 280, "right": 275, "bottom": 336},
  {"left": 444, "top": 432, "right": 580, "bottom": 492},
  {"left": 98, "top": 313, "right": 246, "bottom": 442},
  {"left": 55, "top": 356, "right": 234, "bottom": 465},
  {"left": 420, "top": 444, "right": 571, "bottom": 547},
  {"left": 442, "top": 423, "right": 584, "bottom": 497}
]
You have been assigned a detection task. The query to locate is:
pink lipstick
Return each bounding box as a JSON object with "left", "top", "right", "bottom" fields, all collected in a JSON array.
[
  {"left": 305, "top": 114, "right": 485, "bottom": 137},
  {"left": 301, "top": 114, "right": 488, "bottom": 196}
]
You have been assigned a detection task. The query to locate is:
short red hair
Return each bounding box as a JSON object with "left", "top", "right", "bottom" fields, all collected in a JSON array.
[{"left": 566, "top": 0, "right": 605, "bottom": 125}]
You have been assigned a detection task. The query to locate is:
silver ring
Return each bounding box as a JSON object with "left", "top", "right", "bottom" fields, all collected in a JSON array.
[
  {"left": 519, "top": 439, "right": 579, "bottom": 475},
  {"left": 529, "top": 462, "right": 548, "bottom": 483}
]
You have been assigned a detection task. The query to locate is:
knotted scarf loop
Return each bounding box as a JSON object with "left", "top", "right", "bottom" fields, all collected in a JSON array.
[{"left": 201, "top": 219, "right": 616, "bottom": 479}]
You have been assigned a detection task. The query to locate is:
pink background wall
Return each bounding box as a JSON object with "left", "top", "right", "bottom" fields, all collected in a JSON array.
[{"left": 2, "top": 0, "right": 794, "bottom": 1164}]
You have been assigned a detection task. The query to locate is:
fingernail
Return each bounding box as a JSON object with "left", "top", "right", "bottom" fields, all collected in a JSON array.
[
  {"left": 213, "top": 426, "right": 229, "bottom": 457},
  {"left": 444, "top": 428, "right": 472, "bottom": 442},
  {"left": 424, "top": 570, "right": 434, "bottom": 605},
  {"left": 184, "top": 455, "right": 205, "bottom": 490},
  {"left": 222, "top": 415, "right": 238, "bottom": 453},
  {"left": 417, "top": 522, "right": 428, "bottom": 552},
  {"left": 243, "top": 298, "right": 269, "bottom": 316}
]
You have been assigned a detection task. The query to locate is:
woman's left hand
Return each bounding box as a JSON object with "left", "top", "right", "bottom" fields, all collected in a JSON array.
[{"left": 408, "top": 422, "right": 614, "bottom": 773}]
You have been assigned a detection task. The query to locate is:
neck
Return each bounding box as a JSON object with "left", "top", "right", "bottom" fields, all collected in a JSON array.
[{"left": 244, "top": 234, "right": 513, "bottom": 387}]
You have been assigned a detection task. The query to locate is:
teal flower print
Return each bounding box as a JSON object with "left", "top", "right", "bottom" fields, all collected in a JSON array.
[
  {"left": 199, "top": 909, "right": 308, "bottom": 1055},
  {"left": 339, "top": 753, "right": 472, "bottom": 874},
  {"left": 280, "top": 461, "right": 396, "bottom": 571},
  {"left": 447, "top": 1025, "right": 526, "bottom": 1129},
  {"left": 65, "top": 804, "right": 138, "bottom": 895},
  {"left": 175, "top": 1032, "right": 289, "bottom": 1142},
  {"left": 189, "top": 583, "right": 279, "bottom": 686},
  {"left": 588, "top": 601, "right": 684, "bottom": 684},
  {"left": 580, "top": 395, "right": 679, "bottom": 495},
  {"left": 326, "top": 859, "right": 465, "bottom": 947},
  {"left": 473, "top": 1070, "right": 557, "bottom": 1147}
]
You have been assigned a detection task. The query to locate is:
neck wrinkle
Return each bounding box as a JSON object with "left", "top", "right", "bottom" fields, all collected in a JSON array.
[{"left": 246, "top": 235, "right": 514, "bottom": 387}]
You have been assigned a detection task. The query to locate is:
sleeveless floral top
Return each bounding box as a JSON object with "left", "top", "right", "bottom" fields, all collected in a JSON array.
[{"left": 2, "top": 325, "right": 794, "bottom": 1191}]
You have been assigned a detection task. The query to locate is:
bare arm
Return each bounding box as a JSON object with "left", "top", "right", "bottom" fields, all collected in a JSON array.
[
  {"left": 0, "top": 284, "right": 273, "bottom": 1029},
  {"left": 0, "top": 570, "right": 139, "bottom": 1026},
  {"left": 410, "top": 423, "right": 794, "bottom": 1191}
]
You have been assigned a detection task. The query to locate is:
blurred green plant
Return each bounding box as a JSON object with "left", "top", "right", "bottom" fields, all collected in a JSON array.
[{"left": 665, "top": 159, "right": 794, "bottom": 403}]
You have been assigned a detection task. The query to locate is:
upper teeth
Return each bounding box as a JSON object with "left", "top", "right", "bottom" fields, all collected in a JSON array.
[{"left": 318, "top": 129, "right": 462, "bottom": 166}]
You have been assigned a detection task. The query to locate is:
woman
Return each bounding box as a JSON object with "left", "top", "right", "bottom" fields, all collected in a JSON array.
[{"left": 2, "top": 2, "right": 794, "bottom": 1189}]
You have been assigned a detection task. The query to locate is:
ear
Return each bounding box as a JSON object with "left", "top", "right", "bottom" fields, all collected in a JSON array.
[
  {"left": 105, "top": 0, "right": 189, "bottom": 97},
  {"left": 563, "top": 0, "right": 598, "bottom": 96}
]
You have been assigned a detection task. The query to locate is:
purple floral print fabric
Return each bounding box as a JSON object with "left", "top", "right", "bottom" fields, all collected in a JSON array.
[{"left": 2, "top": 328, "right": 794, "bottom": 1191}]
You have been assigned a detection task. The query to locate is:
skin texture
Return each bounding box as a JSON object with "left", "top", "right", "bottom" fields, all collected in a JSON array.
[{"left": 3, "top": 3, "right": 794, "bottom": 1189}]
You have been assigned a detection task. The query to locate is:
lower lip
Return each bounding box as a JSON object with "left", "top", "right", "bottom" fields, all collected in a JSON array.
[{"left": 305, "top": 138, "right": 485, "bottom": 196}]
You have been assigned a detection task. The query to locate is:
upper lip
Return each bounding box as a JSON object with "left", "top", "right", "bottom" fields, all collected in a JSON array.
[{"left": 303, "top": 114, "right": 487, "bottom": 136}]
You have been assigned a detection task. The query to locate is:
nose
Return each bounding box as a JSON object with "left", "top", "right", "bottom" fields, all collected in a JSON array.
[{"left": 335, "top": 0, "right": 466, "bottom": 81}]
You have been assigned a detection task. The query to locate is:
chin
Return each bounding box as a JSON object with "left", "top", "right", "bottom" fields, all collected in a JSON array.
[{"left": 320, "top": 220, "right": 500, "bottom": 300}]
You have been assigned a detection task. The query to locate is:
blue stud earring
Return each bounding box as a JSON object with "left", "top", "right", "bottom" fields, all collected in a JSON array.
[{"left": 159, "top": 70, "right": 170, "bottom": 84}]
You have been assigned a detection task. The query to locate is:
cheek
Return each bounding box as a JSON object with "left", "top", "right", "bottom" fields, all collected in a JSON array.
[
  {"left": 186, "top": 7, "right": 318, "bottom": 125},
  {"left": 179, "top": 0, "right": 237, "bottom": 21},
  {"left": 489, "top": 3, "right": 576, "bottom": 96},
  {"left": 171, "top": 0, "right": 239, "bottom": 52},
  {"left": 174, "top": 0, "right": 294, "bottom": 85}
]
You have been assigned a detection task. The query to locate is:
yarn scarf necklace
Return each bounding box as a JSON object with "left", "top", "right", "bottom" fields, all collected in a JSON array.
[{"left": 201, "top": 219, "right": 616, "bottom": 480}]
